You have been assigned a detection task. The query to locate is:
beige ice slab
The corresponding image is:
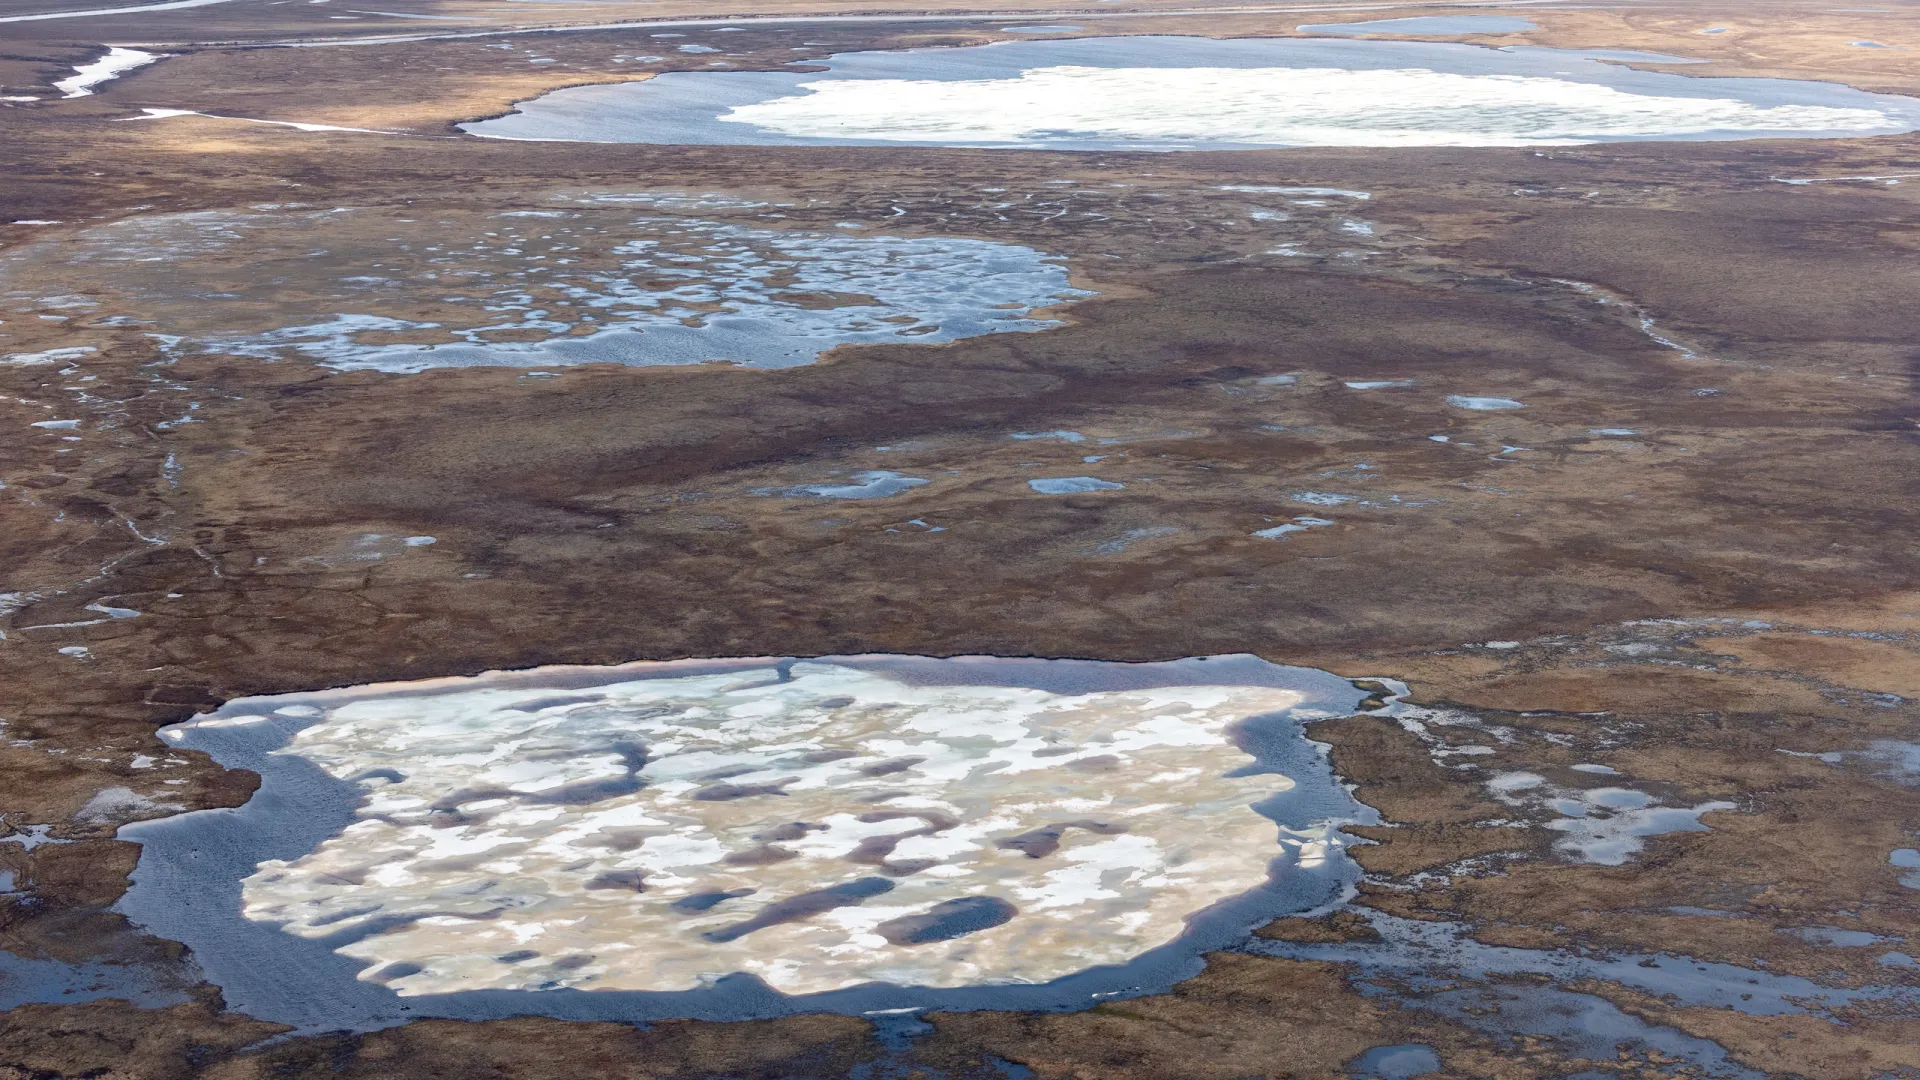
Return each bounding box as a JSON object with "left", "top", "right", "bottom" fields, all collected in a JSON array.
[{"left": 212, "top": 662, "right": 1321, "bottom": 995}]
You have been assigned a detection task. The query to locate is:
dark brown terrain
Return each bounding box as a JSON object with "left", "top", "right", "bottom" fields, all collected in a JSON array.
[{"left": 2, "top": 0, "right": 1917, "bottom": 1076}]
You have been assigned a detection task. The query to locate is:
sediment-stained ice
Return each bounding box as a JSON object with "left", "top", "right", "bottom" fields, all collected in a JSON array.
[{"left": 201, "top": 662, "right": 1330, "bottom": 996}]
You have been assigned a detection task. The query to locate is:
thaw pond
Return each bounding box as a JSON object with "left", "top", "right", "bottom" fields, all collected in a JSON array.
[
  {"left": 0, "top": 199, "right": 1088, "bottom": 373},
  {"left": 464, "top": 35, "right": 1920, "bottom": 150},
  {"left": 118, "top": 654, "right": 1376, "bottom": 1031}
]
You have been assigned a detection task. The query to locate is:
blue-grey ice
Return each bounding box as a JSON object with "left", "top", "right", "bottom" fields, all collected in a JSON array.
[
  {"left": 1029, "top": 476, "right": 1123, "bottom": 494},
  {"left": 1447, "top": 396, "right": 1526, "bottom": 410},
  {"left": 463, "top": 36, "right": 1920, "bottom": 151},
  {"left": 1297, "top": 16, "right": 1537, "bottom": 36},
  {"left": 1345, "top": 379, "right": 1413, "bottom": 389}
]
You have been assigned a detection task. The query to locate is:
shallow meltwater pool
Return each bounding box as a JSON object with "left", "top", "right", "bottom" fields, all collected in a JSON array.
[
  {"left": 0, "top": 197, "right": 1088, "bottom": 373},
  {"left": 462, "top": 35, "right": 1920, "bottom": 150},
  {"left": 118, "top": 654, "right": 1378, "bottom": 1031}
]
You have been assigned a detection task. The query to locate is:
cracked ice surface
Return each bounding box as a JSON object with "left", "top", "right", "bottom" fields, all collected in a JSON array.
[{"left": 206, "top": 662, "right": 1337, "bottom": 995}]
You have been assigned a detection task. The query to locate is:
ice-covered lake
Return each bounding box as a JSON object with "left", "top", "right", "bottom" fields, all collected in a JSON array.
[
  {"left": 464, "top": 35, "right": 1920, "bottom": 151},
  {"left": 119, "top": 654, "right": 1378, "bottom": 1031}
]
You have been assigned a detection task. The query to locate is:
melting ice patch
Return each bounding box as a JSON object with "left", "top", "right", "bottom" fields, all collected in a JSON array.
[
  {"left": 1486, "top": 771, "right": 1734, "bottom": 865},
  {"left": 189, "top": 217, "right": 1083, "bottom": 372},
  {"left": 4, "top": 207, "right": 1086, "bottom": 375},
  {"left": 5, "top": 346, "right": 96, "bottom": 366},
  {"left": 54, "top": 47, "right": 159, "bottom": 98},
  {"left": 1253, "top": 516, "right": 1334, "bottom": 540},
  {"left": 153, "top": 661, "right": 1346, "bottom": 997},
  {"left": 761, "top": 471, "right": 929, "bottom": 499}
]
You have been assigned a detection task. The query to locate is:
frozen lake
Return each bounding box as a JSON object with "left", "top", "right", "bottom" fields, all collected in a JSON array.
[
  {"left": 118, "top": 654, "right": 1377, "bottom": 1031},
  {"left": 463, "top": 35, "right": 1920, "bottom": 151}
]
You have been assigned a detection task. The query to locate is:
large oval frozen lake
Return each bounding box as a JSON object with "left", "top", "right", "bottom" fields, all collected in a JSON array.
[{"left": 463, "top": 35, "right": 1920, "bottom": 151}]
